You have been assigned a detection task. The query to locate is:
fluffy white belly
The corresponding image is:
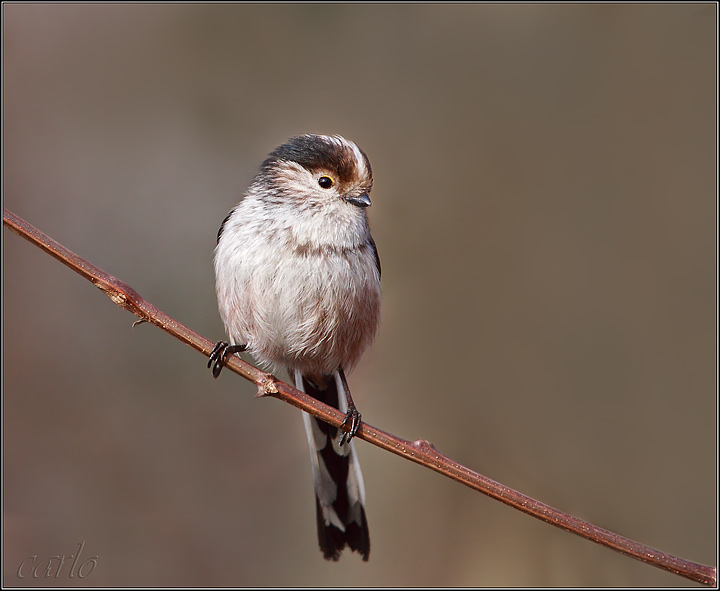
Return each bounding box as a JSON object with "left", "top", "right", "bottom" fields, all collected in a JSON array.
[{"left": 216, "top": 233, "right": 380, "bottom": 379}]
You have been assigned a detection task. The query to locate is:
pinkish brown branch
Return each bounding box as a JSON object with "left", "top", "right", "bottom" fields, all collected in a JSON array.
[{"left": 3, "top": 207, "right": 716, "bottom": 587}]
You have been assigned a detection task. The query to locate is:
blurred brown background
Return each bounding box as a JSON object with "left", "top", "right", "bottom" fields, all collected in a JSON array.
[{"left": 3, "top": 3, "right": 716, "bottom": 587}]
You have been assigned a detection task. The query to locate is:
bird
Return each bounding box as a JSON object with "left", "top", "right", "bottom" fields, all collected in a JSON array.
[{"left": 208, "top": 134, "right": 381, "bottom": 561}]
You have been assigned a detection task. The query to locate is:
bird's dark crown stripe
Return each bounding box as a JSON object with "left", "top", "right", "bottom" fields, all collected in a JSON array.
[{"left": 262, "top": 135, "right": 371, "bottom": 185}]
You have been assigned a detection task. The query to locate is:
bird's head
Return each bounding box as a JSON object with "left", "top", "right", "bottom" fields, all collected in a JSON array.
[{"left": 254, "top": 134, "right": 374, "bottom": 213}]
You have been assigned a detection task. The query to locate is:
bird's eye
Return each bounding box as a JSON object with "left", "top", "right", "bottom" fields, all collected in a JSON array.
[{"left": 318, "top": 175, "right": 334, "bottom": 189}]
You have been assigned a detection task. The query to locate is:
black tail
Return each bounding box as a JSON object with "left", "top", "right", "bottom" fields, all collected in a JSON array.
[{"left": 296, "top": 371, "right": 370, "bottom": 561}]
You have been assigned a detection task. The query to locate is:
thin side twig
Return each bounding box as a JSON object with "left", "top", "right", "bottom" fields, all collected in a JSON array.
[{"left": 4, "top": 207, "right": 716, "bottom": 587}]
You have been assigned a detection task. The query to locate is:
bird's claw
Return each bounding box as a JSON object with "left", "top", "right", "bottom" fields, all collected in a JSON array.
[
  {"left": 208, "top": 341, "right": 246, "bottom": 378},
  {"left": 339, "top": 406, "right": 362, "bottom": 446}
]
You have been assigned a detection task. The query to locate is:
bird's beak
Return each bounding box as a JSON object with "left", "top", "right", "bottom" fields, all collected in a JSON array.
[{"left": 345, "top": 193, "right": 372, "bottom": 208}]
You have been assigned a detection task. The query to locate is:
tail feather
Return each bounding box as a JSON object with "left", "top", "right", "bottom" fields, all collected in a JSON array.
[{"left": 295, "top": 370, "right": 370, "bottom": 561}]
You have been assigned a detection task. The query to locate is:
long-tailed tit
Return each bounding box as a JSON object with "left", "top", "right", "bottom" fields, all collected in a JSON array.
[{"left": 208, "top": 134, "right": 381, "bottom": 561}]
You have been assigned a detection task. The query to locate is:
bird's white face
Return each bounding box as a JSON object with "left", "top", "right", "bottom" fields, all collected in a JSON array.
[{"left": 256, "top": 134, "right": 374, "bottom": 214}]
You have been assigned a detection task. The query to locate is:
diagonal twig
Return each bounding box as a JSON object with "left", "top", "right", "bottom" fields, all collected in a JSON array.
[{"left": 3, "top": 207, "right": 716, "bottom": 586}]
